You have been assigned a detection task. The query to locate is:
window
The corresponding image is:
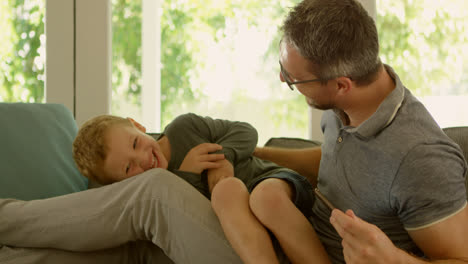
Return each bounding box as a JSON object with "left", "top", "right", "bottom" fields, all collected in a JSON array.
[
  {"left": 377, "top": 0, "right": 468, "bottom": 128},
  {"left": 112, "top": 0, "right": 307, "bottom": 144},
  {"left": 0, "top": 0, "right": 45, "bottom": 103}
]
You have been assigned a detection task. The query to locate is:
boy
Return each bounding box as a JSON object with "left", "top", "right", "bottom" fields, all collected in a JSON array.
[{"left": 73, "top": 113, "right": 330, "bottom": 264}]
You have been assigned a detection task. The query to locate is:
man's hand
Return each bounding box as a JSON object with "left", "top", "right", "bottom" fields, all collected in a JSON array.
[
  {"left": 179, "top": 143, "right": 225, "bottom": 174},
  {"left": 207, "top": 159, "right": 234, "bottom": 193},
  {"left": 330, "top": 209, "right": 404, "bottom": 264}
]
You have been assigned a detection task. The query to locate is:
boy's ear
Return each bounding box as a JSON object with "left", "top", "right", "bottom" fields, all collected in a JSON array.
[{"left": 127, "top": 117, "right": 147, "bottom": 133}]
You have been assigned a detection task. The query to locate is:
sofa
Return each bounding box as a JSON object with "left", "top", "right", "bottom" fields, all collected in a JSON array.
[{"left": 0, "top": 102, "right": 467, "bottom": 263}]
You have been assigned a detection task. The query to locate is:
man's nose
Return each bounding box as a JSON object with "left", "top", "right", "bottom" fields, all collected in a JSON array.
[{"left": 279, "top": 72, "right": 285, "bottom": 82}]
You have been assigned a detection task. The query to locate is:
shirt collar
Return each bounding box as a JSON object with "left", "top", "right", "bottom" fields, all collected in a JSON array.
[{"left": 345, "top": 65, "right": 405, "bottom": 138}]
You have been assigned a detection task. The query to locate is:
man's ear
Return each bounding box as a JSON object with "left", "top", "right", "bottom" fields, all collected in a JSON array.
[
  {"left": 127, "top": 117, "right": 147, "bottom": 133},
  {"left": 335, "top": 76, "right": 353, "bottom": 95}
]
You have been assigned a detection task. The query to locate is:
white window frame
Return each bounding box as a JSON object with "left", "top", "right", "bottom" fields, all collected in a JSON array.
[
  {"left": 142, "top": 0, "right": 161, "bottom": 132},
  {"left": 74, "top": 0, "right": 112, "bottom": 126},
  {"left": 46, "top": 0, "right": 112, "bottom": 126},
  {"left": 45, "top": 0, "right": 75, "bottom": 112},
  {"left": 46, "top": 0, "right": 161, "bottom": 128}
]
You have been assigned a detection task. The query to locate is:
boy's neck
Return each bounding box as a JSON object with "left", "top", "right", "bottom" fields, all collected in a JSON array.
[{"left": 157, "top": 136, "right": 171, "bottom": 164}]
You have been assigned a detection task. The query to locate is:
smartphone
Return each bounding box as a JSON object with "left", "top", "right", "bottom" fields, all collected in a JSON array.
[{"left": 314, "top": 188, "right": 335, "bottom": 211}]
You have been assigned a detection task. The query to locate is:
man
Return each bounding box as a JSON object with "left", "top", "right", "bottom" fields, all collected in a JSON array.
[
  {"left": 1, "top": 1, "right": 467, "bottom": 264},
  {"left": 254, "top": 0, "right": 468, "bottom": 263}
]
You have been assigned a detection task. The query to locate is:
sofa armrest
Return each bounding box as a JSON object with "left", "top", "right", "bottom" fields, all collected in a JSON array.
[{"left": 264, "top": 137, "right": 321, "bottom": 149}]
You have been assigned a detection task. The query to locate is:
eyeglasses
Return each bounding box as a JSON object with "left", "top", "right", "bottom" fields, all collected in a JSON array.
[{"left": 279, "top": 61, "right": 322, "bottom": 91}]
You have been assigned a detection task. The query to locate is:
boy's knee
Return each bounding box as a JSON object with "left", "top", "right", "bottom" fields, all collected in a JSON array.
[
  {"left": 211, "top": 177, "right": 246, "bottom": 211},
  {"left": 249, "top": 178, "right": 293, "bottom": 220}
]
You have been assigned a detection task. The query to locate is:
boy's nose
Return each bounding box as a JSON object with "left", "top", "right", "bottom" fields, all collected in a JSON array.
[{"left": 138, "top": 150, "right": 153, "bottom": 171}]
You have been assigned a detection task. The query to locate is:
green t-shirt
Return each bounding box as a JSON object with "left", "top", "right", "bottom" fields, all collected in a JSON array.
[{"left": 160, "top": 113, "right": 293, "bottom": 198}]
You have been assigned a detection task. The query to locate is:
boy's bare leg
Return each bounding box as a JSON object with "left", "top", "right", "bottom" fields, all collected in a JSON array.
[
  {"left": 211, "top": 177, "right": 280, "bottom": 264},
  {"left": 250, "top": 178, "right": 331, "bottom": 264},
  {"left": 0, "top": 169, "right": 242, "bottom": 264},
  {"left": 0, "top": 241, "right": 173, "bottom": 264}
]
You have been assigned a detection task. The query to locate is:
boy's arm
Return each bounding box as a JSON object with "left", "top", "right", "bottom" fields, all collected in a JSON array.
[
  {"left": 206, "top": 159, "right": 234, "bottom": 194},
  {"left": 174, "top": 113, "right": 258, "bottom": 165},
  {"left": 254, "top": 146, "right": 321, "bottom": 187}
]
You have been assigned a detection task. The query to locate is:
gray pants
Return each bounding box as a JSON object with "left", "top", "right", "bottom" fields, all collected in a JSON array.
[{"left": 0, "top": 169, "right": 243, "bottom": 264}]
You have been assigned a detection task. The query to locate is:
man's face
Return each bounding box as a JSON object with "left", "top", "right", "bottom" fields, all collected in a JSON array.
[
  {"left": 100, "top": 124, "right": 168, "bottom": 182},
  {"left": 279, "top": 41, "right": 336, "bottom": 110}
]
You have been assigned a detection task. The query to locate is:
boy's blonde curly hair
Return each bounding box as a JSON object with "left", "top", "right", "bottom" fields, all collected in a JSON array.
[{"left": 73, "top": 115, "right": 132, "bottom": 184}]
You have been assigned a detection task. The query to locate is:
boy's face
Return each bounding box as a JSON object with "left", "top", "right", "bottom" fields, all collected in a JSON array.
[{"left": 99, "top": 123, "right": 168, "bottom": 182}]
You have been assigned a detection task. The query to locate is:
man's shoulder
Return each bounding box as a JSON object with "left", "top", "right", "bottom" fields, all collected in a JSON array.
[{"left": 389, "top": 93, "right": 455, "bottom": 148}]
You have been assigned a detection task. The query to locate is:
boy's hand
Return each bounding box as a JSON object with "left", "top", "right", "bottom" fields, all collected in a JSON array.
[
  {"left": 207, "top": 159, "right": 234, "bottom": 193},
  {"left": 179, "top": 143, "right": 225, "bottom": 174}
]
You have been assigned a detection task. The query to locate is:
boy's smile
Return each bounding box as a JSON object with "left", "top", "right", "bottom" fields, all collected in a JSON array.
[{"left": 100, "top": 123, "right": 169, "bottom": 183}]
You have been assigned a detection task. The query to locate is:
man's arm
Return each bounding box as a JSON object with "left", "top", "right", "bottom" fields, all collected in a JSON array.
[
  {"left": 407, "top": 204, "right": 468, "bottom": 263},
  {"left": 330, "top": 207, "right": 468, "bottom": 264},
  {"left": 253, "top": 146, "right": 321, "bottom": 187}
]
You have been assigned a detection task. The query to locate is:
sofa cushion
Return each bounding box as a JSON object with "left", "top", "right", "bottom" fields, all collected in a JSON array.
[
  {"left": 0, "top": 103, "right": 88, "bottom": 200},
  {"left": 264, "top": 137, "right": 322, "bottom": 149}
]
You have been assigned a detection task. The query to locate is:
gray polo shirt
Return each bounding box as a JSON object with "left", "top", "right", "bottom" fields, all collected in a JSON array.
[{"left": 311, "top": 65, "right": 467, "bottom": 264}]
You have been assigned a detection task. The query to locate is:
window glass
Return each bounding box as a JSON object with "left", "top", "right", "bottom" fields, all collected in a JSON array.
[
  {"left": 112, "top": 0, "right": 307, "bottom": 144},
  {"left": 377, "top": 0, "right": 468, "bottom": 128},
  {"left": 111, "top": 0, "right": 143, "bottom": 121},
  {"left": 0, "top": 0, "right": 45, "bottom": 103}
]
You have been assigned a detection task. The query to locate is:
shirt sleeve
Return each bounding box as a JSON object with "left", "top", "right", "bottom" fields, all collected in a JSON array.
[
  {"left": 164, "top": 113, "right": 258, "bottom": 165},
  {"left": 390, "top": 143, "right": 467, "bottom": 230}
]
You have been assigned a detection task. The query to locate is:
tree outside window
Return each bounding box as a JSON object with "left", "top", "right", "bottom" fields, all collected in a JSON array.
[
  {"left": 377, "top": 0, "right": 468, "bottom": 127},
  {"left": 1, "top": 0, "right": 466, "bottom": 135},
  {"left": 112, "top": 0, "right": 307, "bottom": 144},
  {"left": 0, "top": 0, "right": 45, "bottom": 103}
]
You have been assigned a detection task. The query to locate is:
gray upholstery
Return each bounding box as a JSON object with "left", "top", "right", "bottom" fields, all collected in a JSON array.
[
  {"left": 265, "top": 137, "right": 321, "bottom": 149},
  {"left": 149, "top": 133, "right": 160, "bottom": 141}
]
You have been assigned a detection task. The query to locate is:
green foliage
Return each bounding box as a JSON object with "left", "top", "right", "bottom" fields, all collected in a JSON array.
[
  {"left": 111, "top": 0, "right": 305, "bottom": 129},
  {"left": 377, "top": 0, "right": 468, "bottom": 95},
  {"left": 2, "top": 0, "right": 467, "bottom": 131},
  {"left": 107, "top": 0, "right": 468, "bottom": 135},
  {"left": 160, "top": 2, "right": 196, "bottom": 124},
  {"left": 0, "top": 0, "right": 45, "bottom": 102},
  {"left": 111, "top": 0, "right": 142, "bottom": 114}
]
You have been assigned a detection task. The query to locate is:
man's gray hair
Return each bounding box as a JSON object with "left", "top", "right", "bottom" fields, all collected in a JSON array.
[{"left": 282, "top": 0, "right": 382, "bottom": 85}]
